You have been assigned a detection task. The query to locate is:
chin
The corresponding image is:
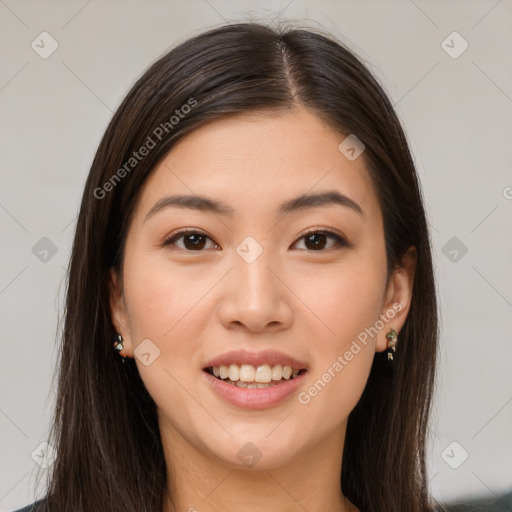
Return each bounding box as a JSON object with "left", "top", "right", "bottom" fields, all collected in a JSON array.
[{"left": 198, "top": 431, "right": 306, "bottom": 471}]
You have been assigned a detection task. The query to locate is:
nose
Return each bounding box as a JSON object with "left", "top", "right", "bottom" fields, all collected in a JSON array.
[{"left": 217, "top": 250, "right": 293, "bottom": 333}]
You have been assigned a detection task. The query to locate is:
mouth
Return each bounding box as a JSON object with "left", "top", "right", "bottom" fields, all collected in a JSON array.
[{"left": 203, "top": 364, "right": 308, "bottom": 389}]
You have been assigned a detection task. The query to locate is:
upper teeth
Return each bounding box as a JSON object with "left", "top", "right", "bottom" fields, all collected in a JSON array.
[{"left": 212, "top": 364, "right": 300, "bottom": 383}]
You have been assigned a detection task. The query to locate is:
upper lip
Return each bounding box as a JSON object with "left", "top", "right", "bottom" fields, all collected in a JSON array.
[{"left": 203, "top": 349, "right": 309, "bottom": 370}]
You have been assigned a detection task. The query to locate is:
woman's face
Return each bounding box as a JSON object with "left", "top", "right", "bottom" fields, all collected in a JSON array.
[{"left": 110, "top": 105, "right": 414, "bottom": 471}]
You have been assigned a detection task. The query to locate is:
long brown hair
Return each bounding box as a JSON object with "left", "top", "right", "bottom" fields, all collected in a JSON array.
[{"left": 35, "top": 21, "right": 439, "bottom": 512}]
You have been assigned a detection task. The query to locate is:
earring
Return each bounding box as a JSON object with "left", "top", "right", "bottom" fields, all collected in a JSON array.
[
  {"left": 386, "top": 329, "right": 397, "bottom": 361},
  {"left": 113, "top": 333, "right": 126, "bottom": 363}
]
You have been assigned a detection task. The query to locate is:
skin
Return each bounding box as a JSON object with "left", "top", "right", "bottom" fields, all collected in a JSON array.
[{"left": 109, "top": 105, "right": 416, "bottom": 512}]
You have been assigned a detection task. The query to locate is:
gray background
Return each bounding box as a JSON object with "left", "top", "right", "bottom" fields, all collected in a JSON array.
[{"left": 1, "top": 0, "right": 511, "bottom": 510}]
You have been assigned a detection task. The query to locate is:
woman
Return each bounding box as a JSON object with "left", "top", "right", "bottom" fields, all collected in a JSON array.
[{"left": 16, "top": 21, "right": 439, "bottom": 512}]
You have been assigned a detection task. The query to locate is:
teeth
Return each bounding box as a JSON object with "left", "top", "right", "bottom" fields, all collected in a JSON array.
[
  {"left": 210, "top": 363, "right": 303, "bottom": 383},
  {"left": 239, "top": 364, "right": 256, "bottom": 382},
  {"left": 255, "top": 364, "right": 272, "bottom": 383},
  {"left": 228, "top": 364, "right": 239, "bottom": 381},
  {"left": 271, "top": 364, "right": 283, "bottom": 381}
]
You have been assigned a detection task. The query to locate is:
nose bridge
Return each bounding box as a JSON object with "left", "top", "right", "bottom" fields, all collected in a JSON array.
[
  {"left": 218, "top": 235, "right": 291, "bottom": 331},
  {"left": 233, "top": 236, "right": 277, "bottom": 303}
]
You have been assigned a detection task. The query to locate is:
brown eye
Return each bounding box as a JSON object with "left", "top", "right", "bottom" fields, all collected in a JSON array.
[
  {"left": 163, "top": 230, "right": 219, "bottom": 251},
  {"left": 292, "top": 229, "right": 349, "bottom": 251}
]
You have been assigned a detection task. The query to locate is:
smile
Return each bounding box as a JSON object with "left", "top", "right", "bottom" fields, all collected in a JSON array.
[{"left": 204, "top": 363, "right": 306, "bottom": 388}]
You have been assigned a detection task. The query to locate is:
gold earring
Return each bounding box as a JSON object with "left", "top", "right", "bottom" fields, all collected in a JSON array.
[{"left": 386, "top": 329, "right": 397, "bottom": 361}]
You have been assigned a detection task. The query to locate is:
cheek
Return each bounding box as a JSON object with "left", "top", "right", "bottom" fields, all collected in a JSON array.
[
  {"left": 295, "top": 343, "right": 374, "bottom": 447},
  {"left": 294, "top": 251, "right": 387, "bottom": 344},
  {"left": 291, "top": 253, "right": 386, "bottom": 426},
  {"left": 122, "top": 251, "right": 210, "bottom": 340},
  {"left": 121, "top": 247, "right": 224, "bottom": 386},
  {"left": 120, "top": 254, "right": 211, "bottom": 431}
]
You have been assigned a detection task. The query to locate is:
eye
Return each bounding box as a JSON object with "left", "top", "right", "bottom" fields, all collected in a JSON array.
[
  {"left": 162, "top": 228, "right": 349, "bottom": 252},
  {"left": 162, "top": 229, "right": 219, "bottom": 251},
  {"left": 292, "top": 228, "right": 350, "bottom": 251}
]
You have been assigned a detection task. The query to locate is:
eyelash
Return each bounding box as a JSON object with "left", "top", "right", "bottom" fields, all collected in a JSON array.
[{"left": 162, "top": 227, "right": 350, "bottom": 252}]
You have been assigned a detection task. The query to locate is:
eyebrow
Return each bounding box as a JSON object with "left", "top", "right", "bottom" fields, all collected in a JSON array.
[{"left": 144, "top": 190, "right": 364, "bottom": 222}]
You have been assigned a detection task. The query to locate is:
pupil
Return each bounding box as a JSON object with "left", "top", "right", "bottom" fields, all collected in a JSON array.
[
  {"left": 306, "top": 233, "right": 326, "bottom": 250},
  {"left": 185, "top": 234, "right": 205, "bottom": 250}
]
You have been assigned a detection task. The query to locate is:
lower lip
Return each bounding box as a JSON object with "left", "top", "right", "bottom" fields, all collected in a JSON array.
[{"left": 202, "top": 370, "right": 307, "bottom": 410}]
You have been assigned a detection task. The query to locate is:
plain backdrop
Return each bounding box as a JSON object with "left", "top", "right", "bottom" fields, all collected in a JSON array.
[{"left": 1, "top": 1, "right": 511, "bottom": 510}]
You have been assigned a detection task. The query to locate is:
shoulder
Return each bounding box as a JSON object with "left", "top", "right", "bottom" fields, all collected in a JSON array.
[{"left": 12, "top": 497, "right": 47, "bottom": 512}]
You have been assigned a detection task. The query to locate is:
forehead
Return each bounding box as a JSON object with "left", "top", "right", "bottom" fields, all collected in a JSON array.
[{"left": 132, "top": 106, "right": 379, "bottom": 223}]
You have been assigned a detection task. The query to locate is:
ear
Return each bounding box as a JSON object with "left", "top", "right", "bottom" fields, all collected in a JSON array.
[
  {"left": 108, "top": 268, "right": 133, "bottom": 358},
  {"left": 375, "top": 246, "right": 417, "bottom": 353}
]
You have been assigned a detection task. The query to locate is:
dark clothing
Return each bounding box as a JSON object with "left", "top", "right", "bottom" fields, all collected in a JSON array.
[{"left": 12, "top": 498, "right": 47, "bottom": 512}]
